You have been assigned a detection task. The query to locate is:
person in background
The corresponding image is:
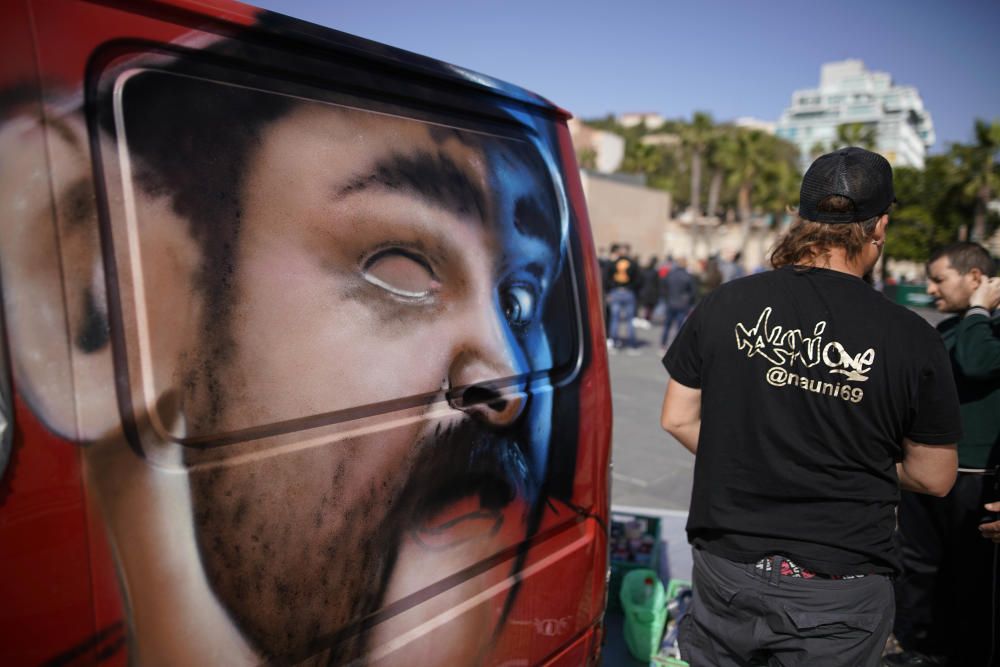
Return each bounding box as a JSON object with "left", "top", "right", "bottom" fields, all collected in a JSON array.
[
  {"left": 638, "top": 255, "right": 661, "bottom": 323},
  {"left": 700, "top": 255, "right": 723, "bottom": 297},
  {"left": 887, "top": 242, "right": 1000, "bottom": 667},
  {"left": 604, "top": 243, "right": 641, "bottom": 354},
  {"left": 718, "top": 249, "right": 746, "bottom": 284},
  {"left": 658, "top": 256, "right": 697, "bottom": 353},
  {"left": 660, "top": 147, "right": 960, "bottom": 667},
  {"left": 598, "top": 246, "right": 612, "bottom": 330}
]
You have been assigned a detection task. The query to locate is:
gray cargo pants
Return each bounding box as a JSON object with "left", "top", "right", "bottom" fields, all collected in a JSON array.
[{"left": 679, "top": 547, "right": 894, "bottom": 667}]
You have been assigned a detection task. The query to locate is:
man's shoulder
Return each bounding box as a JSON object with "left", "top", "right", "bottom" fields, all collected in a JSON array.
[
  {"left": 946, "top": 310, "right": 1000, "bottom": 337},
  {"left": 689, "top": 271, "right": 773, "bottom": 314},
  {"left": 935, "top": 313, "right": 962, "bottom": 334},
  {"left": 874, "top": 297, "right": 944, "bottom": 341},
  {"left": 714, "top": 268, "right": 778, "bottom": 293}
]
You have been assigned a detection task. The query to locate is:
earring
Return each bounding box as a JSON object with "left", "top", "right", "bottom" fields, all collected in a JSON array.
[{"left": 870, "top": 240, "right": 883, "bottom": 248}]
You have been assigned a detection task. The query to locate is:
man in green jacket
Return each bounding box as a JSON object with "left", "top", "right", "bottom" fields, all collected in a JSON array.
[{"left": 889, "top": 241, "right": 1000, "bottom": 667}]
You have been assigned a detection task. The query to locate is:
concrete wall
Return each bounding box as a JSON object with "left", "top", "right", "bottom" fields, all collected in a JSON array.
[
  {"left": 580, "top": 170, "right": 671, "bottom": 258},
  {"left": 580, "top": 169, "right": 780, "bottom": 270}
]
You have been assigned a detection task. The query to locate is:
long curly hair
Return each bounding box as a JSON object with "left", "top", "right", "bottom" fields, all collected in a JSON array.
[{"left": 770, "top": 195, "right": 884, "bottom": 269}]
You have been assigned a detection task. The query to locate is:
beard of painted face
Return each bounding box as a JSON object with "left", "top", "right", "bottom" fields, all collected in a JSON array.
[
  {"left": 397, "top": 410, "right": 537, "bottom": 533},
  {"left": 187, "top": 403, "right": 539, "bottom": 663}
]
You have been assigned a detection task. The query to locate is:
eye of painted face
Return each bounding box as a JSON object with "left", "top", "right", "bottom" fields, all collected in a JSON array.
[
  {"left": 362, "top": 248, "right": 439, "bottom": 299},
  {"left": 501, "top": 283, "right": 537, "bottom": 327}
]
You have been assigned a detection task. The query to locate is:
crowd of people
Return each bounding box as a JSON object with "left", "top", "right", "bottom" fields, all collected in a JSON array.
[
  {"left": 599, "top": 246, "right": 756, "bottom": 354},
  {"left": 647, "top": 146, "right": 998, "bottom": 667}
]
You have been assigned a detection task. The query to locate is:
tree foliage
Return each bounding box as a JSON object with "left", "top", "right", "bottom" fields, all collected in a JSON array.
[
  {"left": 836, "top": 122, "right": 877, "bottom": 150},
  {"left": 886, "top": 158, "right": 970, "bottom": 261},
  {"left": 582, "top": 114, "right": 1000, "bottom": 264},
  {"left": 588, "top": 112, "right": 798, "bottom": 226},
  {"left": 887, "top": 118, "right": 999, "bottom": 261}
]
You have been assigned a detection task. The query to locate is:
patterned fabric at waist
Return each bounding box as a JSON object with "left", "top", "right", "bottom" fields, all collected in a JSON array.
[{"left": 755, "top": 554, "right": 868, "bottom": 580}]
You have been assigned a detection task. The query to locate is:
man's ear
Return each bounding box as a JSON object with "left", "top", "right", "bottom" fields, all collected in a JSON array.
[
  {"left": 0, "top": 107, "right": 114, "bottom": 440},
  {"left": 1, "top": 104, "right": 206, "bottom": 445},
  {"left": 875, "top": 214, "right": 889, "bottom": 241},
  {"left": 967, "top": 267, "right": 984, "bottom": 287}
]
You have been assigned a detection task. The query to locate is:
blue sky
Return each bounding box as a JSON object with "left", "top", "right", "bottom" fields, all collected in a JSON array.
[{"left": 253, "top": 0, "right": 999, "bottom": 153}]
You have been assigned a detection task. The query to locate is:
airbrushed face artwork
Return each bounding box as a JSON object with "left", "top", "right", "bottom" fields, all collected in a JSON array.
[
  {"left": 1, "top": 59, "right": 573, "bottom": 663},
  {"left": 179, "top": 101, "right": 566, "bottom": 660}
]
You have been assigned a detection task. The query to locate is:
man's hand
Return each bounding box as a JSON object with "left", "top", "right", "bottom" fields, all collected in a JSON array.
[
  {"left": 979, "top": 502, "right": 1000, "bottom": 543},
  {"left": 969, "top": 276, "right": 1000, "bottom": 311}
]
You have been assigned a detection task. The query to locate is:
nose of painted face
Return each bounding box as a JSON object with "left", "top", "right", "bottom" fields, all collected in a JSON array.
[
  {"left": 444, "top": 305, "right": 528, "bottom": 429},
  {"left": 448, "top": 383, "right": 526, "bottom": 428}
]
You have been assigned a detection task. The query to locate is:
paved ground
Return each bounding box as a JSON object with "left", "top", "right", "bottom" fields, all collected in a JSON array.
[
  {"left": 608, "top": 321, "right": 693, "bottom": 512},
  {"left": 604, "top": 320, "right": 692, "bottom": 666}
]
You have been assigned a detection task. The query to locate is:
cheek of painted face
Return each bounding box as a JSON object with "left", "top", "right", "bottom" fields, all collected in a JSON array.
[{"left": 188, "top": 420, "right": 433, "bottom": 661}]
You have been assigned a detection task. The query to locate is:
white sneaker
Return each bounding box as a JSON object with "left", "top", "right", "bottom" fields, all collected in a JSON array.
[{"left": 633, "top": 317, "right": 652, "bottom": 330}]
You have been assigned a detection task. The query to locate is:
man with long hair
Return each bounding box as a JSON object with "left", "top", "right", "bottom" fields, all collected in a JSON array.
[{"left": 660, "top": 147, "right": 961, "bottom": 666}]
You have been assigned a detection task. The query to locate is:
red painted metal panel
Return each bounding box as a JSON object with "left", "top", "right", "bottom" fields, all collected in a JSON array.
[{"left": 0, "top": 2, "right": 611, "bottom": 664}]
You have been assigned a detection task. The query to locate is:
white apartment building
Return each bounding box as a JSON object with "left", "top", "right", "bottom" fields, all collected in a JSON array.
[
  {"left": 776, "top": 59, "right": 934, "bottom": 171},
  {"left": 617, "top": 111, "right": 665, "bottom": 129},
  {"left": 733, "top": 116, "right": 776, "bottom": 134}
]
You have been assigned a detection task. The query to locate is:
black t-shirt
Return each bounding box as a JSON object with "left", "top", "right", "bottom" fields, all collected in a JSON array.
[
  {"left": 604, "top": 256, "right": 640, "bottom": 293},
  {"left": 663, "top": 266, "right": 961, "bottom": 575}
]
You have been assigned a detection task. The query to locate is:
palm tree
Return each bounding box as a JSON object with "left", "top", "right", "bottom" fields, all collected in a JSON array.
[
  {"left": 716, "top": 130, "right": 799, "bottom": 253},
  {"left": 576, "top": 147, "right": 598, "bottom": 170},
  {"left": 726, "top": 129, "right": 768, "bottom": 220},
  {"left": 836, "top": 122, "right": 877, "bottom": 150},
  {"left": 705, "top": 127, "right": 736, "bottom": 219},
  {"left": 757, "top": 136, "right": 801, "bottom": 221},
  {"left": 952, "top": 118, "right": 1000, "bottom": 242},
  {"left": 680, "top": 111, "right": 715, "bottom": 216},
  {"left": 621, "top": 140, "right": 661, "bottom": 176}
]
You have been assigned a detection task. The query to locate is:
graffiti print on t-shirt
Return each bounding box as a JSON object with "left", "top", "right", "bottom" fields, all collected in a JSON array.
[{"left": 734, "top": 306, "right": 874, "bottom": 404}]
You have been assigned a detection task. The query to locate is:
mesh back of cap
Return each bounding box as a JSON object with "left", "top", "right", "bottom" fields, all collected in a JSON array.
[{"left": 799, "top": 148, "right": 894, "bottom": 223}]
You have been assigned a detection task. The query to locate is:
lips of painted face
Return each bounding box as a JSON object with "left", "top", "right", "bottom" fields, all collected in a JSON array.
[{"left": 178, "top": 103, "right": 563, "bottom": 659}]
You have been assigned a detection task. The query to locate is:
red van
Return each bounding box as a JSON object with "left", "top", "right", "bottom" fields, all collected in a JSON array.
[{"left": 0, "top": 1, "right": 611, "bottom": 665}]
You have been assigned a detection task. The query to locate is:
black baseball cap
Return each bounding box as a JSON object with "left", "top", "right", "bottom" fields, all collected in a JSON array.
[{"left": 799, "top": 147, "right": 895, "bottom": 224}]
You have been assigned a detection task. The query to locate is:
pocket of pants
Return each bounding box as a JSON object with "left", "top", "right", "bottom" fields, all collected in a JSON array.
[
  {"left": 783, "top": 608, "right": 881, "bottom": 637},
  {"left": 692, "top": 550, "right": 741, "bottom": 609}
]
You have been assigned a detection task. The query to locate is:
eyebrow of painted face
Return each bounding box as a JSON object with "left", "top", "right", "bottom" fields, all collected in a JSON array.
[
  {"left": 513, "top": 196, "right": 559, "bottom": 251},
  {"left": 334, "top": 150, "right": 487, "bottom": 222}
]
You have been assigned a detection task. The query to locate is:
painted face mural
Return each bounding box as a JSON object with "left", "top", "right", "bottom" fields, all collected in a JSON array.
[
  {"left": 168, "top": 91, "right": 567, "bottom": 662},
  {"left": 0, "top": 22, "right": 592, "bottom": 665}
]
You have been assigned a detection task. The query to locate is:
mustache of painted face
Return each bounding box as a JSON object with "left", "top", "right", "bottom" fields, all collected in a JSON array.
[{"left": 396, "top": 409, "right": 540, "bottom": 535}]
